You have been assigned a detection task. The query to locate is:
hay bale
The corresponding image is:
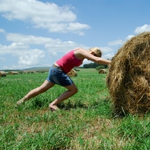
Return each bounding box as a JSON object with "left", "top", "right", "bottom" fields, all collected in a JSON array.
[
  {"left": 9, "top": 71, "right": 19, "bottom": 75},
  {"left": 99, "top": 69, "right": 107, "bottom": 74},
  {"left": 106, "top": 32, "right": 150, "bottom": 116},
  {"left": 0, "top": 71, "right": 7, "bottom": 77},
  {"left": 67, "top": 69, "right": 77, "bottom": 77}
]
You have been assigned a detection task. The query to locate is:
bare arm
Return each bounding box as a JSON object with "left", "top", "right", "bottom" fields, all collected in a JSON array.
[
  {"left": 75, "top": 49, "right": 111, "bottom": 65},
  {"left": 95, "top": 57, "right": 111, "bottom": 65}
]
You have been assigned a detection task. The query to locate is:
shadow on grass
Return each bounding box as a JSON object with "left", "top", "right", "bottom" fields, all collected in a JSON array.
[
  {"left": 58, "top": 98, "right": 113, "bottom": 116},
  {"left": 58, "top": 100, "right": 88, "bottom": 110},
  {"left": 18, "top": 97, "right": 114, "bottom": 117}
]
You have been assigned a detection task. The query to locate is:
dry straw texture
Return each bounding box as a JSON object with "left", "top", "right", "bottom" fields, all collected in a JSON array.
[
  {"left": 67, "top": 69, "right": 77, "bottom": 77},
  {"left": 99, "top": 69, "right": 107, "bottom": 74},
  {"left": 106, "top": 32, "right": 150, "bottom": 116}
]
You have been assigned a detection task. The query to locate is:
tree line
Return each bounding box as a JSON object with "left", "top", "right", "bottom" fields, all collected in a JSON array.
[{"left": 83, "top": 62, "right": 108, "bottom": 69}]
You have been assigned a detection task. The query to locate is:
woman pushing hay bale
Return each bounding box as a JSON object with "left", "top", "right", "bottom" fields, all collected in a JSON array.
[{"left": 106, "top": 32, "right": 150, "bottom": 116}]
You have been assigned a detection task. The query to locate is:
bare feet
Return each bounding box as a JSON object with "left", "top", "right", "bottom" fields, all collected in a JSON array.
[
  {"left": 15, "top": 98, "right": 27, "bottom": 107},
  {"left": 49, "top": 104, "right": 59, "bottom": 112}
]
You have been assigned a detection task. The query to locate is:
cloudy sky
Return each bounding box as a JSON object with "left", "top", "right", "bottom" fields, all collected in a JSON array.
[{"left": 0, "top": 0, "right": 150, "bottom": 70}]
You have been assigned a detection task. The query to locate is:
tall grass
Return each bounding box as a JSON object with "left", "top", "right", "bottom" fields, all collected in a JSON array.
[{"left": 0, "top": 69, "right": 150, "bottom": 150}]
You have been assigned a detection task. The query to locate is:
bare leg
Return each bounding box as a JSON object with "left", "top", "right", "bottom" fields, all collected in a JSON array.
[
  {"left": 16, "top": 80, "right": 55, "bottom": 106},
  {"left": 49, "top": 83, "right": 78, "bottom": 111}
]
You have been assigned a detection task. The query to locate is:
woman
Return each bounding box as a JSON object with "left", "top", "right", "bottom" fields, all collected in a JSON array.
[{"left": 16, "top": 47, "right": 111, "bottom": 111}]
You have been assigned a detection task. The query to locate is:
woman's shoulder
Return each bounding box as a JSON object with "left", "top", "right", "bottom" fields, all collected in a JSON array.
[
  {"left": 74, "top": 48, "right": 86, "bottom": 54},
  {"left": 74, "top": 48, "right": 88, "bottom": 59},
  {"left": 74, "top": 47, "right": 83, "bottom": 50},
  {"left": 74, "top": 48, "right": 86, "bottom": 52}
]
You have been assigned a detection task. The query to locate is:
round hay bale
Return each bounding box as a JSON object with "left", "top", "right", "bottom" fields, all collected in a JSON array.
[
  {"left": 106, "top": 32, "right": 150, "bottom": 116},
  {"left": 0, "top": 71, "right": 7, "bottom": 77},
  {"left": 99, "top": 69, "right": 107, "bottom": 74},
  {"left": 67, "top": 69, "right": 77, "bottom": 77}
]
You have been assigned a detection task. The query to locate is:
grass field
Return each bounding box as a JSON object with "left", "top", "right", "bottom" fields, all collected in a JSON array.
[{"left": 1, "top": 68, "right": 150, "bottom": 150}]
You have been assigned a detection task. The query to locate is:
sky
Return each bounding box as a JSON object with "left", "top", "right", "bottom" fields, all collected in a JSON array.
[{"left": 0, "top": 0, "right": 150, "bottom": 70}]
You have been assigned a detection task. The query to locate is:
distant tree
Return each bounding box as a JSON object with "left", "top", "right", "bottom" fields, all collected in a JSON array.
[
  {"left": 83, "top": 62, "right": 106, "bottom": 68},
  {"left": 95, "top": 66, "right": 105, "bottom": 71}
]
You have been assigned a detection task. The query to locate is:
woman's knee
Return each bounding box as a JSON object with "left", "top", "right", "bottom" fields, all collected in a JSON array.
[
  {"left": 65, "top": 84, "right": 78, "bottom": 94},
  {"left": 72, "top": 86, "right": 78, "bottom": 94},
  {"left": 75, "top": 87, "right": 78, "bottom": 93}
]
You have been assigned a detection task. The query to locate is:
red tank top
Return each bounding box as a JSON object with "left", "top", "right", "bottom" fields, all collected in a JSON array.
[{"left": 56, "top": 50, "right": 83, "bottom": 73}]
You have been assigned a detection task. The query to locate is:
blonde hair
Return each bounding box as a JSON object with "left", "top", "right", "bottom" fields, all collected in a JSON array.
[{"left": 89, "top": 47, "right": 102, "bottom": 57}]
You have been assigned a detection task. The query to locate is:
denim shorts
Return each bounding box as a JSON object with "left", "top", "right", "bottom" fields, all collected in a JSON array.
[{"left": 46, "top": 66, "right": 74, "bottom": 86}]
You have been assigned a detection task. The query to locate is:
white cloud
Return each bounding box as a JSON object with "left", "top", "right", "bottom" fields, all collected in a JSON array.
[
  {"left": 134, "top": 24, "right": 150, "bottom": 34},
  {"left": 0, "top": 0, "right": 75, "bottom": 22},
  {"left": 4, "top": 33, "right": 86, "bottom": 53},
  {"left": 0, "top": 28, "right": 5, "bottom": 33},
  {"left": 100, "top": 47, "right": 114, "bottom": 59},
  {"left": 0, "top": 57, "right": 5, "bottom": 61},
  {"left": 67, "top": 22, "right": 90, "bottom": 35},
  {"left": 82, "top": 59, "right": 90, "bottom": 65},
  {"left": 45, "top": 38, "right": 86, "bottom": 53},
  {"left": 45, "top": 41, "right": 85, "bottom": 53},
  {"left": 0, "top": 42, "right": 45, "bottom": 68},
  {"left": 107, "top": 24, "right": 150, "bottom": 49},
  {"left": 126, "top": 34, "right": 135, "bottom": 40},
  {"left": 100, "top": 47, "right": 113, "bottom": 53},
  {"left": 18, "top": 49, "right": 45, "bottom": 66},
  {"left": 52, "top": 51, "right": 57, "bottom": 56},
  {"left": 103, "top": 53, "right": 114, "bottom": 59},
  {"left": 35, "top": 22, "right": 90, "bottom": 35},
  {"left": 0, "top": 32, "right": 89, "bottom": 68},
  {"left": 6, "top": 33, "right": 55, "bottom": 45},
  {"left": 108, "top": 40, "right": 124, "bottom": 46},
  {"left": 0, "top": 0, "right": 90, "bottom": 35},
  {"left": 0, "top": 42, "right": 29, "bottom": 55},
  {"left": 107, "top": 35, "right": 134, "bottom": 48},
  {"left": 105, "top": 24, "right": 150, "bottom": 59}
]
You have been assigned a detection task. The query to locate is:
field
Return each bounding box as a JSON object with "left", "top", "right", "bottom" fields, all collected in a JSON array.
[{"left": 1, "top": 68, "right": 150, "bottom": 150}]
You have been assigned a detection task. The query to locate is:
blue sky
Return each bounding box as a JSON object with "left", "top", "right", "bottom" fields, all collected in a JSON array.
[{"left": 0, "top": 0, "right": 150, "bottom": 70}]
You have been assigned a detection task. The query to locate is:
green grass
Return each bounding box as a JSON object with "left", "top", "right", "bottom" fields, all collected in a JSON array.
[{"left": 1, "top": 69, "right": 150, "bottom": 150}]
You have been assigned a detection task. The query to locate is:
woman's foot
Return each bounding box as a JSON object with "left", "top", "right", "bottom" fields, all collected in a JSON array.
[
  {"left": 15, "top": 98, "right": 27, "bottom": 107},
  {"left": 49, "top": 104, "right": 59, "bottom": 112}
]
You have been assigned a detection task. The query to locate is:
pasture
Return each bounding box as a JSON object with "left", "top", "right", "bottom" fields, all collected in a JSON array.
[{"left": 0, "top": 68, "right": 150, "bottom": 150}]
